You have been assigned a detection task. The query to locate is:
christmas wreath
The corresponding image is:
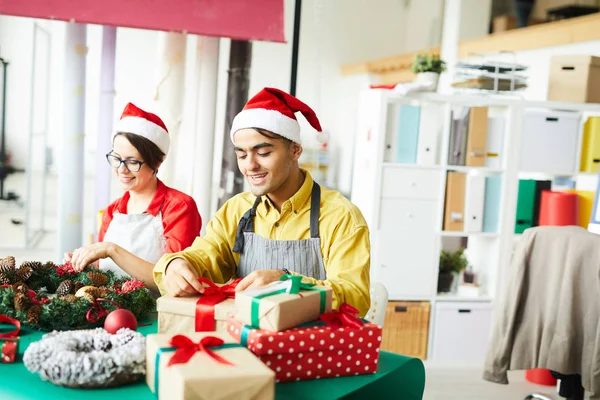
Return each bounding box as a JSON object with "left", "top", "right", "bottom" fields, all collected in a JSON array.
[
  {"left": 0, "top": 256, "right": 155, "bottom": 331},
  {"left": 23, "top": 327, "right": 146, "bottom": 388}
]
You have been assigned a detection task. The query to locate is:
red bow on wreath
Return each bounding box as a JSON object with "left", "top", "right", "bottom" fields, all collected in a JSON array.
[
  {"left": 86, "top": 298, "right": 121, "bottom": 323},
  {"left": 167, "top": 335, "right": 234, "bottom": 367},
  {"left": 195, "top": 278, "right": 242, "bottom": 332},
  {"left": 0, "top": 314, "right": 20, "bottom": 339},
  {"left": 319, "top": 303, "right": 364, "bottom": 330}
]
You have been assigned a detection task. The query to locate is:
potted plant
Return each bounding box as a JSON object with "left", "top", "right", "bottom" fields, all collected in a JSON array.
[
  {"left": 437, "top": 248, "right": 469, "bottom": 293},
  {"left": 411, "top": 53, "right": 447, "bottom": 91}
]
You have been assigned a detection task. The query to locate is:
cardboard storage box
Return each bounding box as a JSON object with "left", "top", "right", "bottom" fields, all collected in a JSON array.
[{"left": 548, "top": 55, "right": 600, "bottom": 103}]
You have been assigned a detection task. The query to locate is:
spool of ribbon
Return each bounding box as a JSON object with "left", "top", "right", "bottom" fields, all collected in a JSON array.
[
  {"left": 195, "top": 278, "right": 242, "bottom": 331},
  {"left": 154, "top": 335, "right": 241, "bottom": 394},
  {"left": 247, "top": 274, "right": 327, "bottom": 328},
  {"left": 0, "top": 314, "right": 20, "bottom": 364},
  {"left": 0, "top": 314, "right": 20, "bottom": 339},
  {"left": 319, "top": 303, "right": 364, "bottom": 329},
  {"left": 86, "top": 298, "right": 121, "bottom": 323}
]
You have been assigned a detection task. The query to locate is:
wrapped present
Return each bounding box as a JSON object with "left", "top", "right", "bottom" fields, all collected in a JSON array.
[
  {"left": 157, "top": 278, "right": 239, "bottom": 334},
  {"left": 235, "top": 275, "right": 332, "bottom": 332},
  {"left": 147, "top": 332, "right": 275, "bottom": 400},
  {"left": 0, "top": 314, "right": 20, "bottom": 363},
  {"left": 228, "top": 303, "right": 382, "bottom": 382}
]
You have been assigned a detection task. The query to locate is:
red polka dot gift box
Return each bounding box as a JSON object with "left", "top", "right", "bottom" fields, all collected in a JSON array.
[{"left": 227, "top": 303, "right": 383, "bottom": 383}]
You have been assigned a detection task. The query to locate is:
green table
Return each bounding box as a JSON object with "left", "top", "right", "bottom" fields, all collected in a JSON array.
[{"left": 0, "top": 320, "right": 425, "bottom": 399}]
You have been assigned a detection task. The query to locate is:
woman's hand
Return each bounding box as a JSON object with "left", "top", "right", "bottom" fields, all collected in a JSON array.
[{"left": 70, "top": 243, "right": 114, "bottom": 272}]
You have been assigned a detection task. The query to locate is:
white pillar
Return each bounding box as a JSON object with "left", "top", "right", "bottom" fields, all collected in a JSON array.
[
  {"left": 191, "top": 37, "right": 220, "bottom": 232},
  {"left": 57, "top": 22, "right": 87, "bottom": 261},
  {"left": 94, "top": 25, "right": 116, "bottom": 241},
  {"left": 438, "top": 0, "right": 462, "bottom": 94},
  {"left": 154, "top": 32, "right": 187, "bottom": 187}
]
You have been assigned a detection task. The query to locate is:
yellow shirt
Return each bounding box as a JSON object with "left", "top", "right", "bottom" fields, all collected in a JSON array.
[{"left": 153, "top": 171, "right": 371, "bottom": 316}]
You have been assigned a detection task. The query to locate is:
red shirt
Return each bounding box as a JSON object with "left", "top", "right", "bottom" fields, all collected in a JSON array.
[{"left": 98, "top": 179, "right": 202, "bottom": 253}]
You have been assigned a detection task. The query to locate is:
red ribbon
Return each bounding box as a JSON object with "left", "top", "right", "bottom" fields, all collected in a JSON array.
[
  {"left": 27, "top": 290, "right": 50, "bottom": 305},
  {"left": 86, "top": 298, "right": 121, "bottom": 323},
  {"left": 0, "top": 314, "right": 20, "bottom": 339},
  {"left": 319, "top": 303, "right": 364, "bottom": 330},
  {"left": 195, "top": 278, "right": 242, "bottom": 332},
  {"left": 167, "top": 335, "right": 234, "bottom": 367}
]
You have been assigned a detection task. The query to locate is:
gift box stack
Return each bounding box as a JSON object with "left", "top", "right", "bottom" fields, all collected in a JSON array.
[{"left": 154, "top": 274, "right": 383, "bottom": 388}]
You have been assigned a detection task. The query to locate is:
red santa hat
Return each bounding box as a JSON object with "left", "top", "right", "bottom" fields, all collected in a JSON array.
[
  {"left": 114, "top": 103, "right": 170, "bottom": 154},
  {"left": 230, "top": 87, "right": 322, "bottom": 144}
]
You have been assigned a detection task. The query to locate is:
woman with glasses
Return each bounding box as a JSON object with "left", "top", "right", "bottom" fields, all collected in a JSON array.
[{"left": 64, "top": 103, "right": 202, "bottom": 293}]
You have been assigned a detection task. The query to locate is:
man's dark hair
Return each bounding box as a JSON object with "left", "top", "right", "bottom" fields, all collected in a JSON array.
[{"left": 254, "top": 128, "right": 294, "bottom": 147}]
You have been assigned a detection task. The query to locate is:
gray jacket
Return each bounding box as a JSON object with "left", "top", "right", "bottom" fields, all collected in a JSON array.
[{"left": 483, "top": 225, "right": 600, "bottom": 398}]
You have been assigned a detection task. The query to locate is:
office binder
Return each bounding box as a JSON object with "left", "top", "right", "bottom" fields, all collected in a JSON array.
[
  {"left": 515, "top": 180, "right": 537, "bottom": 234},
  {"left": 588, "top": 167, "right": 600, "bottom": 234},
  {"left": 482, "top": 176, "right": 502, "bottom": 233},
  {"left": 485, "top": 117, "right": 504, "bottom": 169},
  {"left": 580, "top": 116, "right": 600, "bottom": 173},
  {"left": 443, "top": 171, "right": 467, "bottom": 231},
  {"left": 395, "top": 105, "right": 421, "bottom": 163},
  {"left": 416, "top": 103, "right": 442, "bottom": 165},
  {"left": 533, "top": 180, "right": 552, "bottom": 227},
  {"left": 566, "top": 190, "right": 595, "bottom": 228},
  {"left": 466, "top": 107, "right": 488, "bottom": 167},
  {"left": 465, "top": 174, "right": 486, "bottom": 232},
  {"left": 448, "top": 107, "right": 469, "bottom": 166}
]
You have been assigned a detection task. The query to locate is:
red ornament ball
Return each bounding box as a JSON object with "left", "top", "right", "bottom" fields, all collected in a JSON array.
[{"left": 104, "top": 309, "right": 137, "bottom": 334}]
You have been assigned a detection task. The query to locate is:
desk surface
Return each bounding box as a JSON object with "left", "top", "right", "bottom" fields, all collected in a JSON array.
[{"left": 0, "top": 321, "right": 425, "bottom": 400}]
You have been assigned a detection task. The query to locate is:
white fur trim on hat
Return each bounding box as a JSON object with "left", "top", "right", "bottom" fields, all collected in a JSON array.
[
  {"left": 115, "top": 116, "right": 170, "bottom": 154},
  {"left": 230, "top": 108, "right": 301, "bottom": 144}
]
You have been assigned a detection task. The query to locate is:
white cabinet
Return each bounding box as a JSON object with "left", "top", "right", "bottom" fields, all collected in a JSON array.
[
  {"left": 431, "top": 302, "right": 493, "bottom": 362},
  {"left": 376, "top": 198, "right": 438, "bottom": 299}
]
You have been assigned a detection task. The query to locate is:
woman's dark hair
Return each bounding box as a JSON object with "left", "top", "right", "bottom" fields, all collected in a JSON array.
[
  {"left": 255, "top": 128, "right": 293, "bottom": 146},
  {"left": 114, "top": 132, "right": 165, "bottom": 173}
]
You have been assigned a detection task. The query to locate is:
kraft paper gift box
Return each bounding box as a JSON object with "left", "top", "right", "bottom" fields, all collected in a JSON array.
[
  {"left": 146, "top": 331, "right": 275, "bottom": 400},
  {"left": 228, "top": 303, "right": 382, "bottom": 383},
  {"left": 235, "top": 275, "right": 332, "bottom": 332},
  {"left": 157, "top": 278, "right": 239, "bottom": 334},
  {"left": 157, "top": 296, "right": 234, "bottom": 334}
]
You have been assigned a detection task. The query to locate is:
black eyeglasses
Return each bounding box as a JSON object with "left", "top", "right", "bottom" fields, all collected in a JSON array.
[{"left": 106, "top": 153, "right": 145, "bottom": 172}]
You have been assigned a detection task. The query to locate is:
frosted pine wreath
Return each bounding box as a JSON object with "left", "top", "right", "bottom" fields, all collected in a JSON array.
[{"left": 0, "top": 256, "right": 154, "bottom": 331}]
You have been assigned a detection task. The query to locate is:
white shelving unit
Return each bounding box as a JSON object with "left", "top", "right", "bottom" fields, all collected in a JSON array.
[{"left": 350, "top": 89, "right": 600, "bottom": 362}]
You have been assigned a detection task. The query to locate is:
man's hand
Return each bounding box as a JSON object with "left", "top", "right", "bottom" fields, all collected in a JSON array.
[
  {"left": 235, "top": 270, "right": 286, "bottom": 292},
  {"left": 69, "top": 243, "right": 112, "bottom": 272},
  {"left": 164, "top": 258, "right": 206, "bottom": 297}
]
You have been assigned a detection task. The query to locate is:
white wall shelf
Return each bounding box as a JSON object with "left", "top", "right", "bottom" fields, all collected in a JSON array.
[{"left": 351, "top": 89, "right": 600, "bottom": 363}]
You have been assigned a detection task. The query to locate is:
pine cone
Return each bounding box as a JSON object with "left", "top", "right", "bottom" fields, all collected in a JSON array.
[
  {"left": 20, "top": 261, "right": 42, "bottom": 271},
  {"left": 59, "top": 294, "right": 79, "bottom": 303},
  {"left": 56, "top": 280, "right": 75, "bottom": 296},
  {"left": 87, "top": 271, "right": 109, "bottom": 287},
  {"left": 16, "top": 265, "right": 33, "bottom": 281},
  {"left": 27, "top": 305, "right": 41, "bottom": 325},
  {"left": 14, "top": 293, "right": 30, "bottom": 311},
  {"left": 74, "top": 282, "right": 85, "bottom": 292},
  {"left": 0, "top": 272, "right": 10, "bottom": 285},
  {"left": 82, "top": 292, "right": 96, "bottom": 303},
  {"left": 0, "top": 256, "right": 15, "bottom": 273},
  {"left": 41, "top": 261, "right": 55, "bottom": 270},
  {"left": 13, "top": 282, "right": 29, "bottom": 294}
]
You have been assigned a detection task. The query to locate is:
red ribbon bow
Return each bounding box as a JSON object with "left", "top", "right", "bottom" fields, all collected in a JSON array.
[
  {"left": 195, "top": 278, "right": 242, "bottom": 332},
  {"left": 0, "top": 314, "right": 20, "bottom": 339},
  {"left": 167, "top": 335, "right": 234, "bottom": 367},
  {"left": 86, "top": 298, "right": 121, "bottom": 323},
  {"left": 319, "top": 303, "right": 364, "bottom": 330}
]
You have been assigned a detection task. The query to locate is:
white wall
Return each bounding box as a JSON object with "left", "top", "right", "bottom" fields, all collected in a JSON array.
[{"left": 0, "top": 0, "right": 447, "bottom": 233}]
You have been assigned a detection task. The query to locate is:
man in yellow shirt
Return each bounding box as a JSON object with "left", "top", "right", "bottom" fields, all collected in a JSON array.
[{"left": 153, "top": 87, "right": 371, "bottom": 316}]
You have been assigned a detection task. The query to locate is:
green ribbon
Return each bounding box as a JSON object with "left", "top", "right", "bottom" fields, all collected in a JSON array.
[
  {"left": 249, "top": 274, "right": 327, "bottom": 328},
  {"left": 154, "top": 343, "right": 242, "bottom": 395}
]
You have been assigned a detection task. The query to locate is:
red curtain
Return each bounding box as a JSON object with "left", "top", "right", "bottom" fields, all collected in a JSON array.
[{"left": 0, "top": 0, "right": 285, "bottom": 42}]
